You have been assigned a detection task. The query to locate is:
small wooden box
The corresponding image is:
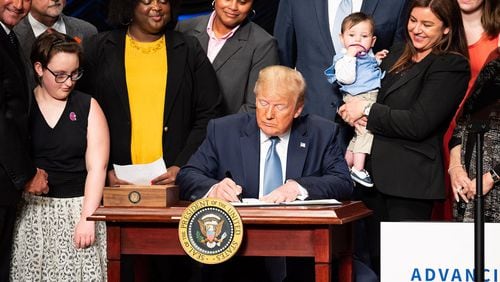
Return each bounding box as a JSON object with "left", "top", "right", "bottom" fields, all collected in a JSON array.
[{"left": 103, "top": 185, "right": 179, "bottom": 207}]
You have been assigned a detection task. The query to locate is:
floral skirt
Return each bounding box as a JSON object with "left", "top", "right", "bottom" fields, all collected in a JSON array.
[{"left": 10, "top": 193, "right": 107, "bottom": 282}]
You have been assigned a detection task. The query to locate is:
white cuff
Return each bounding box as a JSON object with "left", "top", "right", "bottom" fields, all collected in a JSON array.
[
  {"left": 203, "top": 184, "right": 217, "bottom": 198},
  {"left": 286, "top": 179, "right": 308, "bottom": 200}
]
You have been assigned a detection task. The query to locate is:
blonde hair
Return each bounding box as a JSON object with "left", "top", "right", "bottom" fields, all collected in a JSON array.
[{"left": 254, "top": 65, "right": 306, "bottom": 106}]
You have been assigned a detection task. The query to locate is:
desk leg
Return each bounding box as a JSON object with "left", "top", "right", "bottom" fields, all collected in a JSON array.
[
  {"left": 107, "top": 225, "right": 121, "bottom": 282},
  {"left": 338, "top": 255, "right": 353, "bottom": 282},
  {"left": 333, "top": 224, "right": 353, "bottom": 282},
  {"left": 314, "top": 228, "right": 331, "bottom": 282},
  {"left": 315, "top": 263, "right": 331, "bottom": 282}
]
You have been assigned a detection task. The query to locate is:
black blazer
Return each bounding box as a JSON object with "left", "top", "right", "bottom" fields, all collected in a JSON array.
[
  {"left": 367, "top": 45, "right": 470, "bottom": 200},
  {"left": 0, "top": 28, "right": 36, "bottom": 205},
  {"left": 79, "top": 29, "right": 222, "bottom": 168}
]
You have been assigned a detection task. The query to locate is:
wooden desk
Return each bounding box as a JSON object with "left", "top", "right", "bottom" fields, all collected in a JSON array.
[{"left": 89, "top": 201, "right": 371, "bottom": 282}]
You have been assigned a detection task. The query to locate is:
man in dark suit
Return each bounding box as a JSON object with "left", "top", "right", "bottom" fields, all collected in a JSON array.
[
  {"left": 178, "top": 65, "right": 351, "bottom": 203},
  {"left": 14, "top": 0, "right": 98, "bottom": 60},
  {"left": 273, "top": 0, "right": 409, "bottom": 149},
  {"left": 0, "top": 0, "right": 48, "bottom": 279},
  {"left": 274, "top": 2, "right": 410, "bottom": 280},
  {"left": 177, "top": 65, "right": 352, "bottom": 282}
]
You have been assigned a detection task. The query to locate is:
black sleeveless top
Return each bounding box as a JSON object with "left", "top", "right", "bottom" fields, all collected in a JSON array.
[{"left": 30, "top": 91, "right": 90, "bottom": 198}]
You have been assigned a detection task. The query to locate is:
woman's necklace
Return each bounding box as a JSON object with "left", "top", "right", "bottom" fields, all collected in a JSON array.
[{"left": 127, "top": 28, "right": 165, "bottom": 54}]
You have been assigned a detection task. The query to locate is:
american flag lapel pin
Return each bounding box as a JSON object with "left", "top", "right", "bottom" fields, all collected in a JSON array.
[{"left": 300, "top": 142, "right": 306, "bottom": 148}]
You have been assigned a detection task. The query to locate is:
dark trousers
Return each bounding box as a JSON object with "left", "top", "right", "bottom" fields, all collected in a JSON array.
[{"left": 0, "top": 206, "right": 17, "bottom": 281}]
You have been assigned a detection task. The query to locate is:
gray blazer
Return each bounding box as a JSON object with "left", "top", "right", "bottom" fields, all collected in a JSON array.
[
  {"left": 177, "top": 15, "right": 278, "bottom": 114},
  {"left": 14, "top": 14, "right": 98, "bottom": 60}
]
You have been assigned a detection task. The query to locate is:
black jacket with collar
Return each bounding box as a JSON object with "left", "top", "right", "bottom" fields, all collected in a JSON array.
[{"left": 78, "top": 28, "right": 222, "bottom": 169}]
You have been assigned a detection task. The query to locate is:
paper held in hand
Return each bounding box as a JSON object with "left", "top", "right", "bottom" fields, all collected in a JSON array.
[{"left": 113, "top": 158, "right": 167, "bottom": 185}]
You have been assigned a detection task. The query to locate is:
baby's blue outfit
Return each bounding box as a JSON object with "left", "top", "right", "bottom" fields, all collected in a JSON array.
[{"left": 324, "top": 50, "right": 385, "bottom": 95}]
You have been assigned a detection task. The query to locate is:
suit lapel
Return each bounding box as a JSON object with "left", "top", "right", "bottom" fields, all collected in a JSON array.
[
  {"left": 0, "top": 29, "right": 24, "bottom": 82},
  {"left": 380, "top": 54, "right": 436, "bottom": 102},
  {"left": 106, "top": 30, "right": 131, "bottom": 120},
  {"left": 286, "top": 117, "right": 308, "bottom": 180},
  {"left": 360, "top": 0, "right": 380, "bottom": 15},
  {"left": 193, "top": 16, "right": 210, "bottom": 53},
  {"left": 62, "top": 15, "right": 77, "bottom": 37},
  {"left": 314, "top": 0, "right": 334, "bottom": 56},
  {"left": 0, "top": 29, "right": 30, "bottom": 109},
  {"left": 14, "top": 17, "right": 36, "bottom": 59},
  {"left": 240, "top": 119, "right": 260, "bottom": 197},
  {"left": 211, "top": 21, "right": 250, "bottom": 72},
  {"left": 163, "top": 30, "right": 185, "bottom": 125}
]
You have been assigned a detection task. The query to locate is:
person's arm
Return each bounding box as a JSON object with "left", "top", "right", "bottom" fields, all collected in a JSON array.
[
  {"left": 273, "top": 0, "right": 296, "bottom": 67},
  {"left": 292, "top": 131, "right": 352, "bottom": 200},
  {"left": 367, "top": 54, "right": 470, "bottom": 141},
  {"left": 0, "top": 55, "right": 38, "bottom": 190},
  {"left": 465, "top": 170, "right": 497, "bottom": 201},
  {"left": 76, "top": 33, "right": 99, "bottom": 96},
  {"left": 176, "top": 119, "right": 223, "bottom": 201},
  {"left": 173, "top": 36, "right": 222, "bottom": 167},
  {"left": 334, "top": 55, "right": 357, "bottom": 85},
  {"left": 240, "top": 35, "right": 279, "bottom": 113},
  {"left": 448, "top": 145, "right": 472, "bottom": 202},
  {"left": 74, "top": 98, "right": 109, "bottom": 249},
  {"left": 258, "top": 123, "right": 351, "bottom": 202}
]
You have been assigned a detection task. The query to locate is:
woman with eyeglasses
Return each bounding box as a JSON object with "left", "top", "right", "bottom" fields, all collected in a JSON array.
[
  {"left": 177, "top": 0, "right": 278, "bottom": 114},
  {"left": 77, "top": 0, "right": 221, "bottom": 280},
  {"left": 10, "top": 30, "right": 109, "bottom": 281}
]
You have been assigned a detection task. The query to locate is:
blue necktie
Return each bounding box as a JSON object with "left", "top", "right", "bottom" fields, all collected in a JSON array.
[
  {"left": 332, "top": 0, "right": 352, "bottom": 55},
  {"left": 263, "top": 137, "right": 283, "bottom": 196}
]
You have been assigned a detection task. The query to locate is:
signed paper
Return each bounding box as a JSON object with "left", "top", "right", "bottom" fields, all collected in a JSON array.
[{"left": 113, "top": 158, "right": 167, "bottom": 185}]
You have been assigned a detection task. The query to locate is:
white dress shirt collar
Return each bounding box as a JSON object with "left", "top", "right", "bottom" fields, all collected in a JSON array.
[
  {"left": 1, "top": 22, "right": 12, "bottom": 34},
  {"left": 28, "top": 13, "right": 66, "bottom": 38},
  {"left": 205, "top": 11, "right": 240, "bottom": 62}
]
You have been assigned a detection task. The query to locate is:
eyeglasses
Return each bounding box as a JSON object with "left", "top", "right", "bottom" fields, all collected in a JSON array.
[
  {"left": 139, "top": 0, "right": 168, "bottom": 5},
  {"left": 45, "top": 67, "right": 83, "bottom": 83}
]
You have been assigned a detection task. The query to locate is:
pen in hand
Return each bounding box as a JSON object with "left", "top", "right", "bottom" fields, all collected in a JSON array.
[{"left": 225, "top": 170, "right": 242, "bottom": 202}]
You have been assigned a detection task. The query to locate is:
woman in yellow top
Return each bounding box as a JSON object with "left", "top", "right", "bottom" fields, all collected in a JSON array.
[{"left": 79, "top": 0, "right": 222, "bottom": 186}]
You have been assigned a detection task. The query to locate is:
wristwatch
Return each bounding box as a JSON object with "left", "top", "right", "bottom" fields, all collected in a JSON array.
[
  {"left": 363, "top": 103, "right": 373, "bottom": 116},
  {"left": 490, "top": 169, "right": 500, "bottom": 184}
]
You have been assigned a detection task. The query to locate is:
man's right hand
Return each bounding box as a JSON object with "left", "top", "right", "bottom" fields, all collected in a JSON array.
[
  {"left": 24, "top": 168, "right": 49, "bottom": 195},
  {"left": 107, "top": 170, "right": 132, "bottom": 186},
  {"left": 208, "top": 178, "right": 242, "bottom": 202}
]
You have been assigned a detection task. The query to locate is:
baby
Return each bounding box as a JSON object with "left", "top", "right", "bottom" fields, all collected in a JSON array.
[{"left": 325, "top": 12, "right": 388, "bottom": 187}]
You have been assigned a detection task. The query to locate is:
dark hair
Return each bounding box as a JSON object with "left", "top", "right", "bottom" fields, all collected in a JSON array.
[
  {"left": 390, "top": 0, "right": 468, "bottom": 73},
  {"left": 481, "top": 0, "right": 500, "bottom": 39},
  {"left": 107, "top": 0, "right": 181, "bottom": 30},
  {"left": 341, "top": 12, "right": 375, "bottom": 35},
  {"left": 30, "top": 30, "right": 83, "bottom": 84}
]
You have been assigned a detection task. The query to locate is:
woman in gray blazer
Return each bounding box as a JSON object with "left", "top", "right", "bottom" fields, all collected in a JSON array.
[{"left": 177, "top": 0, "right": 278, "bottom": 115}]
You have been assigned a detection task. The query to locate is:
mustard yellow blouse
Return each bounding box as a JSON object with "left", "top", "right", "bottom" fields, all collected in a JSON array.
[{"left": 125, "top": 34, "right": 167, "bottom": 164}]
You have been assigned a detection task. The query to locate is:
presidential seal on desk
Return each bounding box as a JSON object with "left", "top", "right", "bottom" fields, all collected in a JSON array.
[{"left": 179, "top": 198, "right": 243, "bottom": 264}]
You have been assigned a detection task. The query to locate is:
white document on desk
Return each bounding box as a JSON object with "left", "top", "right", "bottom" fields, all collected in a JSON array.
[
  {"left": 113, "top": 158, "right": 167, "bottom": 185},
  {"left": 231, "top": 198, "right": 341, "bottom": 207}
]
